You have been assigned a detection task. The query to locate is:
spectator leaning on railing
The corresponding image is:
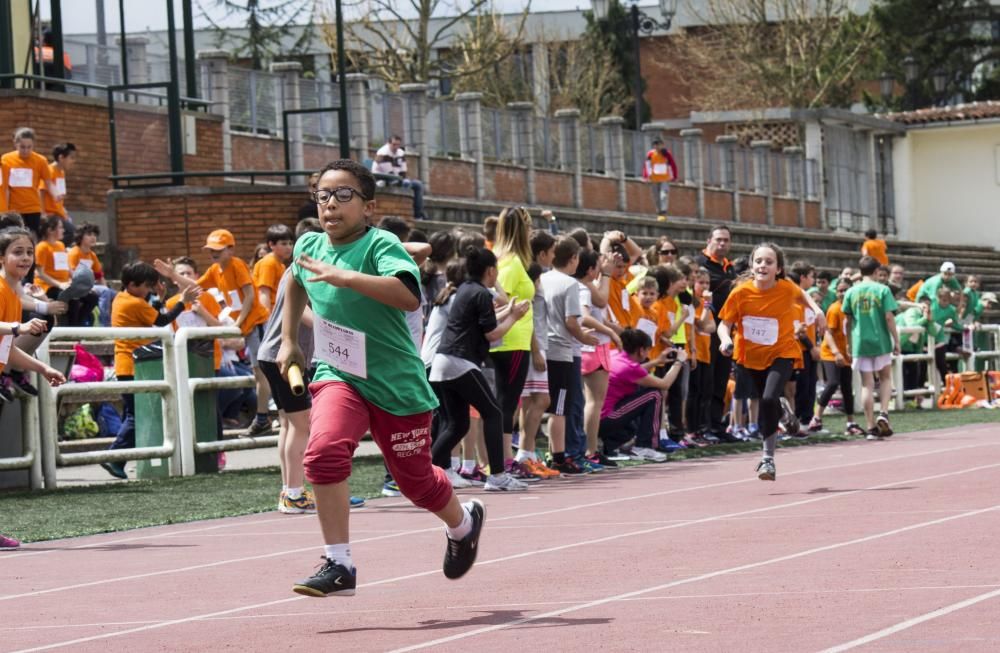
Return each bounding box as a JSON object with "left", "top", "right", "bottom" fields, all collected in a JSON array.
[{"left": 372, "top": 135, "right": 426, "bottom": 220}]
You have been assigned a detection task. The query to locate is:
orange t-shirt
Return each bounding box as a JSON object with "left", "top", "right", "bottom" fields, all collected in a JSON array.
[
  {"left": 719, "top": 278, "right": 804, "bottom": 371},
  {"left": 861, "top": 239, "right": 889, "bottom": 266},
  {"left": 0, "top": 160, "right": 8, "bottom": 212},
  {"left": 820, "top": 300, "right": 850, "bottom": 363},
  {"left": 1, "top": 151, "right": 51, "bottom": 214},
  {"left": 40, "top": 163, "right": 67, "bottom": 218},
  {"left": 633, "top": 302, "right": 662, "bottom": 358},
  {"left": 68, "top": 246, "right": 104, "bottom": 281},
  {"left": 252, "top": 252, "right": 286, "bottom": 300},
  {"left": 694, "top": 304, "right": 712, "bottom": 364},
  {"left": 655, "top": 296, "right": 681, "bottom": 358},
  {"left": 112, "top": 291, "right": 159, "bottom": 377},
  {"left": 34, "top": 240, "right": 71, "bottom": 292},
  {"left": 608, "top": 275, "right": 638, "bottom": 330},
  {"left": 0, "top": 277, "right": 21, "bottom": 373},
  {"left": 166, "top": 292, "right": 223, "bottom": 371},
  {"left": 197, "top": 258, "right": 268, "bottom": 336},
  {"left": 906, "top": 279, "right": 923, "bottom": 302}
]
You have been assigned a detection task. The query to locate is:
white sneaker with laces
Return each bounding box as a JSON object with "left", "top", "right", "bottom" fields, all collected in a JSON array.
[
  {"left": 445, "top": 467, "right": 472, "bottom": 488},
  {"left": 484, "top": 472, "right": 529, "bottom": 492},
  {"left": 631, "top": 446, "right": 667, "bottom": 463}
]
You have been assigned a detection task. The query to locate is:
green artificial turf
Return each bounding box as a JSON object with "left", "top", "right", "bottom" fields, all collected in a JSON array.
[{"left": 2, "top": 409, "right": 998, "bottom": 543}]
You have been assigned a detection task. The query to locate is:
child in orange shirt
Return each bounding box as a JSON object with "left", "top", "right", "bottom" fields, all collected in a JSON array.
[
  {"left": 718, "top": 242, "right": 825, "bottom": 481},
  {"left": 252, "top": 224, "right": 294, "bottom": 313},
  {"left": 1, "top": 127, "right": 60, "bottom": 236},
  {"left": 196, "top": 229, "right": 271, "bottom": 436},
  {"left": 40, "top": 143, "right": 76, "bottom": 245},
  {"left": 103, "top": 262, "right": 199, "bottom": 479},
  {"left": 861, "top": 229, "right": 889, "bottom": 266},
  {"left": 37, "top": 216, "right": 98, "bottom": 326},
  {"left": 687, "top": 269, "right": 717, "bottom": 439}
]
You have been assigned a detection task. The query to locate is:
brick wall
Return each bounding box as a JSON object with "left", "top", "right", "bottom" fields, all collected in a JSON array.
[
  {"left": 535, "top": 169, "right": 573, "bottom": 206},
  {"left": 581, "top": 175, "right": 619, "bottom": 212},
  {"left": 0, "top": 90, "right": 223, "bottom": 212},
  {"left": 740, "top": 195, "right": 767, "bottom": 224},
  {"left": 485, "top": 164, "right": 527, "bottom": 204},
  {"left": 110, "top": 185, "right": 414, "bottom": 270},
  {"left": 429, "top": 158, "right": 477, "bottom": 199},
  {"left": 704, "top": 188, "right": 734, "bottom": 221}
]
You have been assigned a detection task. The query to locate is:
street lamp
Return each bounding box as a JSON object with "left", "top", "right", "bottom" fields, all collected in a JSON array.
[
  {"left": 903, "top": 56, "right": 918, "bottom": 83},
  {"left": 932, "top": 68, "right": 948, "bottom": 104},
  {"left": 879, "top": 72, "right": 894, "bottom": 102},
  {"left": 592, "top": 0, "right": 678, "bottom": 128}
]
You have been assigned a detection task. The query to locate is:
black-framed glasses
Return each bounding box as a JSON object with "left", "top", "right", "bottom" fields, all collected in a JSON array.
[
  {"left": 312, "top": 186, "right": 365, "bottom": 205},
  {"left": 660, "top": 248, "right": 677, "bottom": 255}
]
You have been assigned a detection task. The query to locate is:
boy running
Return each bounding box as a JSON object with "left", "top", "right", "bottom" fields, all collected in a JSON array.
[
  {"left": 842, "top": 255, "right": 900, "bottom": 440},
  {"left": 277, "top": 160, "right": 483, "bottom": 597}
]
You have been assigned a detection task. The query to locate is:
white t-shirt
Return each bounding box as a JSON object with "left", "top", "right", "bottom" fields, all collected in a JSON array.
[
  {"left": 372, "top": 144, "right": 408, "bottom": 176},
  {"left": 578, "top": 281, "right": 611, "bottom": 352}
]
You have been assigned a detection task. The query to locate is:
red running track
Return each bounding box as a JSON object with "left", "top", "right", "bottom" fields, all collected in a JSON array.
[{"left": 3, "top": 424, "right": 1000, "bottom": 652}]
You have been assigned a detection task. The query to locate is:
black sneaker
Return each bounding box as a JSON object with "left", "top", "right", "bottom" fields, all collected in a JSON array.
[
  {"left": 292, "top": 557, "right": 357, "bottom": 597},
  {"left": 0, "top": 377, "right": 13, "bottom": 403},
  {"left": 10, "top": 372, "right": 38, "bottom": 397},
  {"left": 866, "top": 427, "right": 885, "bottom": 441},
  {"left": 100, "top": 461, "right": 127, "bottom": 480},
  {"left": 244, "top": 419, "right": 273, "bottom": 437},
  {"left": 875, "top": 412, "right": 893, "bottom": 437},
  {"left": 443, "top": 499, "right": 485, "bottom": 580},
  {"left": 756, "top": 458, "right": 776, "bottom": 481},
  {"left": 551, "top": 457, "right": 587, "bottom": 475}
]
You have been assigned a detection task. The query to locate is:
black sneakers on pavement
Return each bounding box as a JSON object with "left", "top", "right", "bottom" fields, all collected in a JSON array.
[
  {"left": 293, "top": 557, "right": 357, "bottom": 597},
  {"left": 443, "top": 499, "right": 485, "bottom": 580}
]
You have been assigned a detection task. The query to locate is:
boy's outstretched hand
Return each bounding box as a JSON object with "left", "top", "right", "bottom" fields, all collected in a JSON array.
[
  {"left": 42, "top": 366, "right": 66, "bottom": 387},
  {"left": 299, "top": 254, "right": 353, "bottom": 288},
  {"left": 180, "top": 284, "right": 202, "bottom": 305}
]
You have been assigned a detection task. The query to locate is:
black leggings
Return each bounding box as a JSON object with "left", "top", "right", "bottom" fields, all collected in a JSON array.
[
  {"left": 740, "top": 358, "right": 795, "bottom": 438},
  {"left": 431, "top": 369, "right": 505, "bottom": 473},
  {"left": 488, "top": 349, "right": 530, "bottom": 434},
  {"left": 818, "top": 361, "right": 854, "bottom": 416}
]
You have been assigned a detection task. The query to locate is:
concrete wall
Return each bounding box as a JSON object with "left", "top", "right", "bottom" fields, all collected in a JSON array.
[{"left": 896, "top": 122, "right": 1000, "bottom": 249}]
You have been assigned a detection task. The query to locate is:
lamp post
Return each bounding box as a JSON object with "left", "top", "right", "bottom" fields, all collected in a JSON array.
[
  {"left": 932, "top": 68, "right": 948, "bottom": 105},
  {"left": 592, "top": 0, "right": 677, "bottom": 128},
  {"left": 902, "top": 55, "right": 918, "bottom": 110}
]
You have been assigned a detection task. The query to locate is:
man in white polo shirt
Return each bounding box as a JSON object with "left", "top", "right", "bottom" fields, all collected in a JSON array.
[{"left": 372, "top": 135, "right": 426, "bottom": 220}]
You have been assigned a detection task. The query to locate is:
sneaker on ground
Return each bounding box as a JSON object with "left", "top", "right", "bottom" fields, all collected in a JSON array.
[
  {"left": 844, "top": 422, "right": 866, "bottom": 436},
  {"left": 552, "top": 457, "right": 588, "bottom": 475},
  {"left": 875, "top": 412, "right": 893, "bottom": 437},
  {"left": 100, "top": 461, "right": 127, "bottom": 480},
  {"left": 484, "top": 472, "right": 529, "bottom": 491},
  {"left": 523, "top": 458, "right": 561, "bottom": 479},
  {"left": 381, "top": 480, "right": 402, "bottom": 497},
  {"left": 445, "top": 467, "right": 472, "bottom": 488},
  {"left": 245, "top": 419, "right": 273, "bottom": 437},
  {"left": 631, "top": 446, "right": 668, "bottom": 462},
  {"left": 292, "top": 557, "right": 357, "bottom": 597},
  {"left": 746, "top": 424, "right": 761, "bottom": 440},
  {"left": 349, "top": 496, "right": 366, "bottom": 509},
  {"left": 715, "top": 430, "right": 742, "bottom": 444},
  {"left": 574, "top": 454, "right": 603, "bottom": 473},
  {"left": 279, "top": 491, "right": 318, "bottom": 514},
  {"left": 506, "top": 460, "right": 542, "bottom": 482},
  {"left": 659, "top": 438, "right": 683, "bottom": 453},
  {"left": 683, "top": 434, "right": 707, "bottom": 449},
  {"left": 0, "top": 533, "right": 20, "bottom": 550},
  {"left": 459, "top": 465, "right": 489, "bottom": 486},
  {"left": 606, "top": 450, "right": 630, "bottom": 461},
  {"left": 806, "top": 416, "right": 824, "bottom": 433},
  {"left": 866, "top": 428, "right": 884, "bottom": 441},
  {"left": 589, "top": 452, "right": 618, "bottom": 469},
  {"left": 10, "top": 373, "right": 38, "bottom": 397},
  {"left": 443, "top": 499, "right": 485, "bottom": 579},
  {"left": 756, "top": 458, "right": 776, "bottom": 481}
]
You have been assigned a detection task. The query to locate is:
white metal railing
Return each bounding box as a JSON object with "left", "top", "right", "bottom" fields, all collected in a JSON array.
[
  {"left": 890, "top": 326, "right": 938, "bottom": 411},
  {"left": 37, "top": 327, "right": 179, "bottom": 489},
  {"left": 173, "top": 326, "right": 266, "bottom": 476},
  {"left": 0, "top": 392, "right": 42, "bottom": 489}
]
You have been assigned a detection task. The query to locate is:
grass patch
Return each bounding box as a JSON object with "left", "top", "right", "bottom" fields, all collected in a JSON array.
[{"left": 4, "top": 409, "right": 999, "bottom": 543}]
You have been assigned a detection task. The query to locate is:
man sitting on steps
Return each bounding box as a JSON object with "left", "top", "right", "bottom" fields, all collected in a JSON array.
[{"left": 372, "top": 135, "right": 427, "bottom": 220}]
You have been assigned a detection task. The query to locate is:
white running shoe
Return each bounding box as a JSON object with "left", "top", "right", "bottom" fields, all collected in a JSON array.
[
  {"left": 631, "top": 446, "right": 668, "bottom": 463},
  {"left": 445, "top": 467, "right": 472, "bottom": 488},
  {"left": 484, "top": 472, "right": 529, "bottom": 492}
]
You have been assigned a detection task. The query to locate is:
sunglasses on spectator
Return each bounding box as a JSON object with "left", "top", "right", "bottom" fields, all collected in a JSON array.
[
  {"left": 312, "top": 186, "right": 365, "bottom": 204},
  {"left": 660, "top": 248, "right": 677, "bottom": 255}
]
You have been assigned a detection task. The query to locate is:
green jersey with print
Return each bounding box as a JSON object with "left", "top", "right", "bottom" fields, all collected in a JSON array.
[
  {"left": 291, "top": 229, "right": 437, "bottom": 415},
  {"left": 896, "top": 306, "right": 942, "bottom": 353},
  {"left": 842, "top": 280, "right": 898, "bottom": 358}
]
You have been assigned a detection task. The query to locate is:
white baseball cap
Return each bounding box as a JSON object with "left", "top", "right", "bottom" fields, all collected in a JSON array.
[{"left": 940, "top": 261, "right": 956, "bottom": 273}]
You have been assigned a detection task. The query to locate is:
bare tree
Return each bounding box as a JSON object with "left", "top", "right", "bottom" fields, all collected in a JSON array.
[
  {"left": 199, "top": 0, "right": 319, "bottom": 70},
  {"left": 449, "top": 8, "right": 531, "bottom": 104},
  {"left": 661, "top": 0, "right": 879, "bottom": 111},
  {"left": 548, "top": 33, "right": 631, "bottom": 122},
  {"left": 321, "top": 0, "right": 529, "bottom": 90}
]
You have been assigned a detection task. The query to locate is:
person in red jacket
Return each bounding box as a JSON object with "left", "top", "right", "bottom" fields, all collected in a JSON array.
[{"left": 642, "top": 137, "right": 678, "bottom": 221}]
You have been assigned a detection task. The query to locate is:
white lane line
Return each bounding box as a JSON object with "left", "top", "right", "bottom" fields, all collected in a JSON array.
[
  {"left": 2, "top": 443, "right": 994, "bottom": 602},
  {"left": 8, "top": 584, "right": 1000, "bottom": 633},
  {"left": 4, "top": 437, "right": 994, "bottom": 566},
  {"left": 10, "top": 461, "right": 1000, "bottom": 653},
  {"left": 387, "top": 502, "right": 1000, "bottom": 652},
  {"left": 818, "top": 587, "right": 1000, "bottom": 652}
]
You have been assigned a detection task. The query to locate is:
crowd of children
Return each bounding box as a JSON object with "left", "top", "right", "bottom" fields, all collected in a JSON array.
[{"left": 0, "top": 148, "right": 994, "bottom": 569}]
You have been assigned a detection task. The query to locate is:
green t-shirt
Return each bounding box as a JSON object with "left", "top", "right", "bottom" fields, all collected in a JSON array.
[
  {"left": 809, "top": 286, "right": 838, "bottom": 313},
  {"left": 291, "top": 229, "right": 437, "bottom": 416},
  {"left": 931, "top": 302, "right": 959, "bottom": 334},
  {"left": 494, "top": 254, "right": 534, "bottom": 352},
  {"left": 842, "top": 280, "right": 899, "bottom": 358},
  {"left": 896, "top": 306, "right": 942, "bottom": 353},
  {"left": 916, "top": 273, "right": 961, "bottom": 302},
  {"left": 962, "top": 287, "right": 983, "bottom": 321}
]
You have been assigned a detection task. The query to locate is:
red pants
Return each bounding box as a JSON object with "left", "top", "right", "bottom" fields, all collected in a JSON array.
[{"left": 305, "top": 381, "right": 452, "bottom": 513}]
